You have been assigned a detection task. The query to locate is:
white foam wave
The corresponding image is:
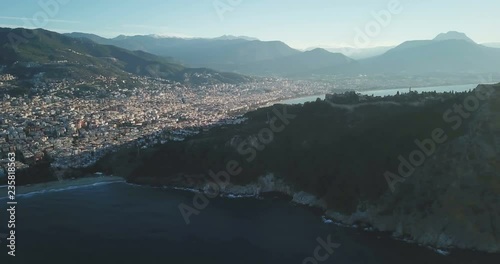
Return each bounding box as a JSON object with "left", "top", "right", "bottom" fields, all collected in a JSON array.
[
  {"left": 222, "top": 193, "right": 257, "bottom": 199},
  {"left": 394, "top": 237, "right": 451, "bottom": 256},
  {"left": 322, "top": 216, "right": 334, "bottom": 224},
  {"left": 126, "top": 183, "right": 260, "bottom": 199},
  {"left": 433, "top": 249, "right": 451, "bottom": 256},
  {"left": 0, "top": 180, "right": 125, "bottom": 200},
  {"left": 321, "top": 216, "right": 355, "bottom": 228}
]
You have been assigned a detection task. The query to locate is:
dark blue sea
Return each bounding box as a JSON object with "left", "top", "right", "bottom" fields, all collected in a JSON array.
[{"left": 0, "top": 182, "right": 499, "bottom": 263}]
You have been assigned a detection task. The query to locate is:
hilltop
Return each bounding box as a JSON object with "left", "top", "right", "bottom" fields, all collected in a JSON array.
[{"left": 433, "top": 31, "right": 476, "bottom": 43}]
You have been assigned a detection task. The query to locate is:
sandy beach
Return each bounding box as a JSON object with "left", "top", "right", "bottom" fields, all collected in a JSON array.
[{"left": 0, "top": 175, "right": 125, "bottom": 199}]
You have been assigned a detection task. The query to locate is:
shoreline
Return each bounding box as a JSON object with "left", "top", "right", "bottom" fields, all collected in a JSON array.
[
  {"left": 0, "top": 175, "right": 493, "bottom": 256},
  {"left": 0, "top": 175, "right": 124, "bottom": 199},
  {"left": 134, "top": 181, "right": 456, "bottom": 256},
  {"left": 275, "top": 94, "right": 325, "bottom": 104},
  {"left": 271, "top": 83, "right": 483, "bottom": 106}
]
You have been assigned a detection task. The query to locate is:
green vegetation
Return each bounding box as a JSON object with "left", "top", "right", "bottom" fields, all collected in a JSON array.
[{"left": 95, "top": 91, "right": 478, "bottom": 213}]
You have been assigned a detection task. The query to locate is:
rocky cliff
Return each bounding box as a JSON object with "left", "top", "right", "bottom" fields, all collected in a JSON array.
[{"left": 367, "top": 84, "right": 500, "bottom": 252}]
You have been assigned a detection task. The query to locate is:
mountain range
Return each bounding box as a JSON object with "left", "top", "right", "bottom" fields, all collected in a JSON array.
[
  {"left": 361, "top": 31, "right": 500, "bottom": 74},
  {"left": 1, "top": 28, "right": 499, "bottom": 80},
  {"left": 305, "top": 46, "right": 395, "bottom": 60},
  {"left": 65, "top": 32, "right": 355, "bottom": 77},
  {"left": 0, "top": 28, "right": 252, "bottom": 85},
  {"left": 66, "top": 31, "right": 500, "bottom": 77}
]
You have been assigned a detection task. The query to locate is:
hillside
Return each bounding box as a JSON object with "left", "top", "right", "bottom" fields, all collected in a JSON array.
[
  {"left": 66, "top": 32, "right": 358, "bottom": 77},
  {"left": 235, "top": 48, "right": 356, "bottom": 77},
  {"left": 95, "top": 84, "right": 500, "bottom": 253},
  {"left": 306, "top": 46, "right": 394, "bottom": 60},
  {"left": 67, "top": 31, "right": 500, "bottom": 78},
  {"left": 0, "top": 28, "right": 251, "bottom": 86},
  {"left": 66, "top": 33, "right": 300, "bottom": 68},
  {"left": 361, "top": 32, "right": 500, "bottom": 74}
]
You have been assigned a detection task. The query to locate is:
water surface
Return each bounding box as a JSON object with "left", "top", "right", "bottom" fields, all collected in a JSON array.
[
  {"left": 0, "top": 183, "right": 498, "bottom": 263},
  {"left": 281, "top": 83, "right": 481, "bottom": 105}
]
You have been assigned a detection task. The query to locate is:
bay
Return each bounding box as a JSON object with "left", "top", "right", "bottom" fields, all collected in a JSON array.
[{"left": 0, "top": 182, "right": 498, "bottom": 263}]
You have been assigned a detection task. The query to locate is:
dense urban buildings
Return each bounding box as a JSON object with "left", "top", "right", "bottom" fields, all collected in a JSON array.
[{"left": 0, "top": 72, "right": 337, "bottom": 173}]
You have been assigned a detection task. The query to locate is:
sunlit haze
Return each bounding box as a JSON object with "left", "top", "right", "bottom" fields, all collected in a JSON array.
[{"left": 1, "top": 0, "right": 499, "bottom": 48}]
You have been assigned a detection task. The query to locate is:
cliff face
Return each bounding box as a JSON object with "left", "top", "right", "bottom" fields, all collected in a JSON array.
[
  {"left": 368, "top": 84, "right": 500, "bottom": 252},
  {"left": 104, "top": 84, "right": 500, "bottom": 253}
]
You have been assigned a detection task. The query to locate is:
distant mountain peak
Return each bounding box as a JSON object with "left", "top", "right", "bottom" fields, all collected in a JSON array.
[
  {"left": 213, "top": 35, "right": 259, "bottom": 41},
  {"left": 146, "top": 34, "right": 187, "bottom": 39},
  {"left": 115, "top": 34, "right": 130, "bottom": 40},
  {"left": 433, "top": 31, "right": 475, "bottom": 43},
  {"left": 307, "top": 48, "right": 331, "bottom": 54}
]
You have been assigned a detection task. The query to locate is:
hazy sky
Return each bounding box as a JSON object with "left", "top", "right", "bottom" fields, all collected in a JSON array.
[{"left": 0, "top": 0, "right": 499, "bottom": 49}]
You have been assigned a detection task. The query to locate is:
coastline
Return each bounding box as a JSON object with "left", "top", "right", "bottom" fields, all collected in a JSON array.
[
  {"left": 132, "top": 178, "right": 454, "bottom": 256},
  {"left": 2, "top": 172, "right": 495, "bottom": 256},
  {"left": 128, "top": 172, "right": 500, "bottom": 255},
  {"left": 0, "top": 175, "right": 124, "bottom": 199},
  {"left": 270, "top": 83, "right": 482, "bottom": 106},
  {"left": 275, "top": 94, "right": 325, "bottom": 105}
]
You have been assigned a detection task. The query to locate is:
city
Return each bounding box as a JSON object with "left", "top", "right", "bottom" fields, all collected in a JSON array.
[{"left": 0, "top": 71, "right": 338, "bottom": 175}]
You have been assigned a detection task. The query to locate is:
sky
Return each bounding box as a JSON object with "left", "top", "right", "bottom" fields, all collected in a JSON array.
[{"left": 0, "top": 0, "right": 499, "bottom": 49}]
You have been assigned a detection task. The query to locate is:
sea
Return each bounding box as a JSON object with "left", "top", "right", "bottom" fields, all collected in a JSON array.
[
  {"left": 0, "top": 182, "right": 499, "bottom": 263},
  {"left": 279, "top": 83, "right": 482, "bottom": 104}
]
